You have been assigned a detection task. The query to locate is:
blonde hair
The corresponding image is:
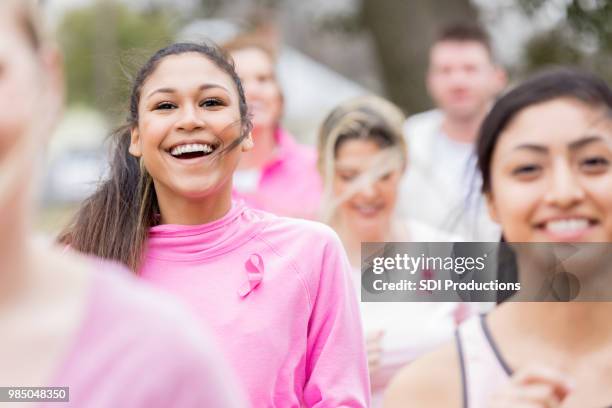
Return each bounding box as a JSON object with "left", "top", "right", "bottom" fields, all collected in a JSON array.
[{"left": 317, "top": 95, "right": 407, "bottom": 223}]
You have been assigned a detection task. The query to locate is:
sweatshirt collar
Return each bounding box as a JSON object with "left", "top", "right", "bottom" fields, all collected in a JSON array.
[{"left": 145, "top": 200, "right": 268, "bottom": 261}]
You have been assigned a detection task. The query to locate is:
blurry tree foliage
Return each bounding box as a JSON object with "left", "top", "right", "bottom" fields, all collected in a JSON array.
[
  {"left": 519, "top": 0, "right": 612, "bottom": 82},
  {"left": 358, "top": 0, "right": 478, "bottom": 114},
  {"left": 58, "top": 1, "right": 176, "bottom": 118},
  {"left": 315, "top": 0, "right": 478, "bottom": 114},
  {"left": 197, "top": 0, "right": 282, "bottom": 20},
  {"left": 197, "top": 0, "right": 224, "bottom": 17},
  {"left": 309, "top": 0, "right": 478, "bottom": 114},
  {"left": 201, "top": 0, "right": 479, "bottom": 114}
]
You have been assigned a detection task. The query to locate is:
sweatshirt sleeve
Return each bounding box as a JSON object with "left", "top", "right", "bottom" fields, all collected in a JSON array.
[{"left": 303, "top": 229, "right": 371, "bottom": 407}]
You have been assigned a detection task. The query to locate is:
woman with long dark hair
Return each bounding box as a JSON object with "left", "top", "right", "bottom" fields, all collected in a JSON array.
[
  {"left": 60, "top": 40, "right": 369, "bottom": 406},
  {"left": 385, "top": 68, "right": 612, "bottom": 407}
]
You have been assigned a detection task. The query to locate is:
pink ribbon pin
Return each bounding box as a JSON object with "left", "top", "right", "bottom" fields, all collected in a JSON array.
[{"left": 237, "top": 253, "right": 264, "bottom": 298}]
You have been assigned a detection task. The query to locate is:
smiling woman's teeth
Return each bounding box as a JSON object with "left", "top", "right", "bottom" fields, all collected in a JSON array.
[
  {"left": 354, "top": 205, "right": 380, "bottom": 215},
  {"left": 545, "top": 218, "right": 590, "bottom": 233},
  {"left": 170, "top": 143, "right": 213, "bottom": 157}
]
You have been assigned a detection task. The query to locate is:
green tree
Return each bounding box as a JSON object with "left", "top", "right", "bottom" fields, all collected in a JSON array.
[
  {"left": 519, "top": 0, "right": 612, "bottom": 81},
  {"left": 58, "top": 1, "right": 176, "bottom": 118}
]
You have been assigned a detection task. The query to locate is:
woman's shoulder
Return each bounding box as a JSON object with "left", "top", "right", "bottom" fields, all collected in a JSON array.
[
  {"left": 248, "top": 211, "right": 349, "bottom": 280},
  {"left": 276, "top": 127, "right": 317, "bottom": 161},
  {"left": 384, "top": 340, "right": 463, "bottom": 408},
  {"left": 249, "top": 208, "right": 341, "bottom": 247}
]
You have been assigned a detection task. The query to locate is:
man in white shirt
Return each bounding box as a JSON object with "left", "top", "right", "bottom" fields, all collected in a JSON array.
[{"left": 402, "top": 23, "right": 507, "bottom": 240}]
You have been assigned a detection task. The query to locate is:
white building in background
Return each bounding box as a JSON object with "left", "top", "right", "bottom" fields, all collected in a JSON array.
[{"left": 179, "top": 19, "right": 368, "bottom": 145}]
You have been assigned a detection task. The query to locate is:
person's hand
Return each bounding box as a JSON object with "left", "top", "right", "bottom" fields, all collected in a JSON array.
[
  {"left": 489, "top": 365, "right": 573, "bottom": 408},
  {"left": 366, "top": 330, "right": 384, "bottom": 376}
]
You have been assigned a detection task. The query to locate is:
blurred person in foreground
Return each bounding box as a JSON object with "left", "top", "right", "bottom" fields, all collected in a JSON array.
[
  {"left": 223, "top": 34, "right": 323, "bottom": 219},
  {"left": 318, "top": 95, "right": 472, "bottom": 406},
  {"left": 0, "top": 1, "right": 245, "bottom": 407},
  {"left": 401, "top": 22, "right": 506, "bottom": 240},
  {"left": 385, "top": 69, "right": 612, "bottom": 408}
]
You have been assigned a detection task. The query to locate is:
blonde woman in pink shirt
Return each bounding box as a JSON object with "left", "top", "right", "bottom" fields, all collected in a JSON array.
[
  {"left": 0, "top": 2, "right": 246, "bottom": 407},
  {"left": 60, "top": 40, "right": 370, "bottom": 406},
  {"left": 223, "top": 34, "right": 323, "bottom": 219}
]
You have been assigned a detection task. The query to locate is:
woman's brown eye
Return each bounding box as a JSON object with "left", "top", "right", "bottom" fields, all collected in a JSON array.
[
  {"left": 379, "top": 172, "right": 392, "bottom": 181},
  {"left": 200, "top": 98, "right": 223, "bottom": 108},
  {"left": 512, "top": 165, "right": 540, "bottom": 176},
  {"left": 581, "top": 157, "right": 609, "bottom": 172},
  {"left": 155, "top": 102, "right": 176, "bottom": 110}
]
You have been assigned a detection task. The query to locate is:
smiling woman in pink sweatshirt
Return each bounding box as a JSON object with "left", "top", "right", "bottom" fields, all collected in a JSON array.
[{"left": 60, "top": 42, "right": 370, "bottom": 407}]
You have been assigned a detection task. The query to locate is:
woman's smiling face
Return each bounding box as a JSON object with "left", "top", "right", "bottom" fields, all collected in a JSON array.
[
  {"left": 334, "top": 138, "right": 402, "bottom": 228},
  {"left": 230, "top": 47, "right": 282, "bottom": 132},
  {"left": 487, "top": 97, "right": 612, "bottom": 243},
  {"left": 129, "top": 52, "right": 249, "bottom": 201}
]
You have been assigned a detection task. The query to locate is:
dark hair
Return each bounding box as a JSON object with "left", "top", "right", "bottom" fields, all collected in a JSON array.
[
  {"left": 434, "top": 22, "right": 493, "bottom": 57},
  {"left": 59, "top": 42, "right": 252, "bottom": 271},
  {"left": 477, "top": 67, "right": 612, "bottom": 194},
  {"left": 475, "top": 68, "right": 612, "bottom": 302}
]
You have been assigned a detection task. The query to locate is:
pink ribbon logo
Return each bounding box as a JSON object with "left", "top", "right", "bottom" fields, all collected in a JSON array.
[{"left": 237, "top": 253, "right": 264, "bottom": 298}]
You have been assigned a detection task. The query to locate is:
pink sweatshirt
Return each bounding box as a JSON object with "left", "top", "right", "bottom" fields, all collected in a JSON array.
[
  {"left": 44, "top": 261, "right": 246, "bottom": 407},
  {"left": 140, "top": 201, "right": 370, "bottom": 407},
  {"left": 232, "top": 127, "right": 323, "bottom": 219}
]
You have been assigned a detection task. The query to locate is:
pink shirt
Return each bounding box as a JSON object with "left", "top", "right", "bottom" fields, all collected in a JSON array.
[
  {"left": 232, "top": 127, "right": 323, "bottom": 219},
  {"left": 44, "top": 262, "right": 246, "bottom": 407},
  {"left": 140, "top": 201, "right": 370, "bottom": 407}
]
